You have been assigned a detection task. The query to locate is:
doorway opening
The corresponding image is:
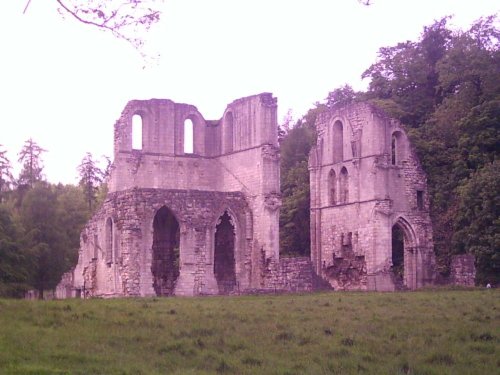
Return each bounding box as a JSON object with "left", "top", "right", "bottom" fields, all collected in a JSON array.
[
  {"left": 152, "top": 206, "right": 180, "bottom": 296},
  {"left": 214, "top": 211, "right": 236, "bottom": 294}
]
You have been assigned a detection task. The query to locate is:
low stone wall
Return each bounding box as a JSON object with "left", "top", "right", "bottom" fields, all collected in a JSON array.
[
  {"left": 261, "top": 257, "right": 314, "bottom": 292},
  {"left": 450, "top": 254, "right": 476, "bottom": 287}
]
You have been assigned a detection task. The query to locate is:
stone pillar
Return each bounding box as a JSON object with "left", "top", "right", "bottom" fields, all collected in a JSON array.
[{"left": 174, "top": 227, "right": 197, "bottom": 296}]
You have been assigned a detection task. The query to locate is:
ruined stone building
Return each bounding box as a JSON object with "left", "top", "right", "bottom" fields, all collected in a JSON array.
[
  {"left": 309, "top": 103, "right": 435, "bottom": 291},
  {"left": 59, "top": 93, "right": 313, "bottom": 298},
  {"left": 57, "top": 96, "right": 438, "bottom": 298}
]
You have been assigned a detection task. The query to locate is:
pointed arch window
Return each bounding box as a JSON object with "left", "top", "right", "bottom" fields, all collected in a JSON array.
[{"left": 391, "top": 131, "right": 403, "bottom": 165}]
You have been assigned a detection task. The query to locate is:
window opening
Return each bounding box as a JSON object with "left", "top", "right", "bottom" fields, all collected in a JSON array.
[
  {"left": 184, "top": 119, "right": 194, "bottom": 154},
  {"left": 105, "top": 218, "right": 113, "bottom": 265},
  {"left": 417, "top": 190, "right": 424, "bottom": 210},
  {"left": 339, "top": 167, "right": 349, "bottom": 204},
  {"left": 132, "top": 114, "right": 143, "bottom": 150},
  {"left": 333, "top": 120, "right": 344, "bottom": 163},
  {"left": 328, "top": 169, "right": 336, "bottom": 205}
]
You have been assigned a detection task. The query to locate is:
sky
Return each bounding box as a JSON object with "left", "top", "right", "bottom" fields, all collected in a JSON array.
[{"left": 0, "top": 0, "right": 498, "bottom": 184}]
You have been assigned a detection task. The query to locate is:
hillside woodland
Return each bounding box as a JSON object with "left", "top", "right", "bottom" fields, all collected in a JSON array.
[
  {"left": 279, "top": 16, "right": 499, "bottom": 286},
  {"left": 0, "top": 16, "right": 498, "bottom": 297}
]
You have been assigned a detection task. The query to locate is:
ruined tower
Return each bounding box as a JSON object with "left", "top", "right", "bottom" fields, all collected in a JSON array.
[
  {"left": 66, "top": 93, "right": 283, "bottom": 297},
  {"left": 309, "top": 103, "right": 435, "bottom": 291}
]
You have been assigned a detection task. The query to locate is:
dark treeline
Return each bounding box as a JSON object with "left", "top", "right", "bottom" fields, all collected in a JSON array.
[
  {"left": 279, "top": 16, "right": 499, "bottom": 285},
  {"left": 0, "top": 140, "right": 106, "bottom": 297}
]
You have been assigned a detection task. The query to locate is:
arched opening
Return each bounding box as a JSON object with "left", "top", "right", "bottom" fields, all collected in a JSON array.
[
  {"left": 332, "top": 120, "right": 344, "bottom": 163},
  {"left": 391, "top": 224, "right": 405, "bottom": 287},
  {"left": 152, "top": 206, "right": 180, "bottom": 296},
  {"left": 224, "top": 112, "right": 234, "bottom": 153},
  {"left": 214, "top": 211, "right": 236, "bottom": 294},
  {"left": 391, "top": 131, "right": 403, "bottom": 165},
  {"left": 132, "top": 114, "right": 143, "bottom": 150},
  {"left": 105, "top": 217, "right": 113, "bottom": 265},
  {"left": 328, "top": 169, "right": 336, "bottom": 205},
  {"left": 184, "top": 118, "right": 194, "bottom": 154},
  {"left": 339, "top": 167, "right": 349, "bottom": 204}
]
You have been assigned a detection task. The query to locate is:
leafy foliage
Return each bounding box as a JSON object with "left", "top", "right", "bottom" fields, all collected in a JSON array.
[
  {"left": 279, "top": 105, "right": 324, "bottom": 256},
  {"left": 0, "top": 142, "right": 96, "bottom": 297},
  {"left": 453, "top": 161, "right": 500, "bottom": 285},
  {"left": 279, "top": 15, "right": 499, "bottom": 283}
]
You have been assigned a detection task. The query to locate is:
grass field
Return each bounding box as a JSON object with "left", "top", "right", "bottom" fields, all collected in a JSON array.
[{"left": 0, "top": 289, "right": 498, "bottom": 374}]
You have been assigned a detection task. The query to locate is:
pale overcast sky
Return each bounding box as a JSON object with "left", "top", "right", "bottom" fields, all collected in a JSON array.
[{"left": 0, "top": 0, "right": 497, "bottom": 184}]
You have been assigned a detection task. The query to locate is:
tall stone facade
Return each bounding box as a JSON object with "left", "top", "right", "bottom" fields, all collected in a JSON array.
[
  {"left": 309, "top": 103, "right": 435, "bottom": 291},
  {"left": 58, "top": 97, "right": 439, "bottom": 298},
  {"left": 64, "top": 93, "right": 285, "bottom": 297}
]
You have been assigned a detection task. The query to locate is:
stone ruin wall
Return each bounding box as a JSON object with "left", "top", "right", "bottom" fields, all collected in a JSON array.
[
  {"left": 59, "top": 93, "right": 315, "bottom": 298},
  {"left": 57, "top": 96, "right": 469, "bottom": 298},
  {"left": 309, "top": 103, "right": 437, "bottom": 291}
]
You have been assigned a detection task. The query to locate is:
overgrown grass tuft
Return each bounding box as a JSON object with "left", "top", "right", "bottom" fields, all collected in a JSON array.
[{"left": 0, "top": 289, "right": 498, "bottom": 374}]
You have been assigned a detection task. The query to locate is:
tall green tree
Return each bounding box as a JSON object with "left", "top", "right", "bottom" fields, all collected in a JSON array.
[
  {"left": 20, "top": 184, "right": 72, "bottom": 298},
  {"left": 0, "top": 145, "right": 13, "bottom": 203},
  {"left": 17, "top": 138, "right": 46, "bottom": 189},
  {"left": 279, "top": 105, "right": 324, "bottom": 256},
  {"left": 0, "top": 205, "right": 29, "bottom": 297},
  {"left": 362, "top": 17, "right": 452, "bottom": 127},
  {"left": 77, "top": 152, "right": 103, "bottom": 211}
]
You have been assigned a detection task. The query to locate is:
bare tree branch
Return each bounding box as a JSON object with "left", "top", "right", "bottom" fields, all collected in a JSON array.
[{"left": 55, "top": 0, "right": 164, "bottom": 62}]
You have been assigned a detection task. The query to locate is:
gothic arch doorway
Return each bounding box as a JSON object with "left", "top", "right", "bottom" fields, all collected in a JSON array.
[
  {"left": 214, "top": 211, "right": 236, "bottom": 294},
  {"left": 152, "top": 206, "right": 180, "bottom": 296},
  {"left": 391, "top": 218, "right": 418, "bottom": 290}
]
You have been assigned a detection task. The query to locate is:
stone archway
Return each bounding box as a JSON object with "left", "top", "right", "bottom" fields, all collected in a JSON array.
[
  {"left": 151, "top": 206, "right": 180, "bottom": 296},
  {"left": 214, "top": 211, "right": 236, "bottom": 294},
  {"left": 391, "top": 218, "right": 418, "bottom": 290}
]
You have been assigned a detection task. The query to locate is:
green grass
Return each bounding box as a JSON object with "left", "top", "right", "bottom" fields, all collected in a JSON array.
[{"left": 0, "top": 289, "right": 498, "bottom": 374}]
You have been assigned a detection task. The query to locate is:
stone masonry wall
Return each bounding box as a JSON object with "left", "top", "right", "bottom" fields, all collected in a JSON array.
[
  {"left": 310, "top": 103, "right": 435, "bottom": 291},
  {"left": 450, "top": 254, "right": 476, "bottom": 287}
]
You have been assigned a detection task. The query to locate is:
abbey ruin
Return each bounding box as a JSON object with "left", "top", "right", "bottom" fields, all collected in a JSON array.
[
  {"left": 309, "top": 104, "right": 435, "bottom": 290},
  {"left": 57, "top": 94, "right": 439, "bottom": 298}
]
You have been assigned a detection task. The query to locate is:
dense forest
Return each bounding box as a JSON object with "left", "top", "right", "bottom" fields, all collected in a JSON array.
[
  {"left": 0, "top": 142, "right": 107, "bottom": 298},
  {"left": 0, "top": 16, "right": 498, "bottom": 297},
  {"left": 279, "top": 15, "right": 499, "bottom": 286}
]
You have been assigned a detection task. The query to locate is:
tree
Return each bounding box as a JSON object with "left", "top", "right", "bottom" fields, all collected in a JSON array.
[
  {"left": 453, "top": 161, "right": 500, "bottom": 286},
  {"left": 362, "top": 17, "right": 452, "bottom": 127},
  {"left": 55, "top": 184, "right": 91, "bottom": 269},
  {"left": 0, "top": 145, "right": 13, "bottom": 203},
  {"left": 77, "top": 152, "right": 103, "bottom": 211},
  {"left": 279, "top": 106, "right": 323, "bottom": 256},
  {"left": 20, "top": 184, "right": 76, "bottom": 298},
  {"left": 326, "top": 84, "right": 361, "bottom": 109},
  {"left": 17, "top": 138, "right": 46, "bottom": 189},
  {"left": 362, "top": 15, "right": 499, "bottom": 280},
  {"left": 0, "top": 205, "right": 29, "bottom": 297}
]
